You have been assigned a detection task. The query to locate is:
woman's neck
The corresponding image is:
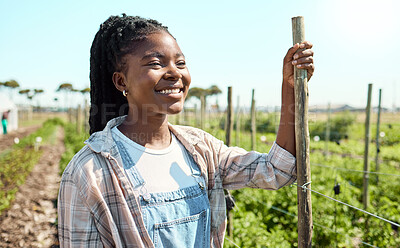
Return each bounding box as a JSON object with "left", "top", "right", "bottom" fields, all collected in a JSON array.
[{"left": 118, "top": 111, "right": 171, "bottom": 150}]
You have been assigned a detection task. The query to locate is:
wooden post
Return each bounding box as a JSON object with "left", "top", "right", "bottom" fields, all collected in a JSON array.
[
  {"left": 324, "top": 103, "right": 331, "bottom": 157},
  {"left": 68, "top": 107, "right": 72, "bottom": 123},
  {"left": 84, "top": 100, "right": 89, "bottom": 133},
  {"left": 76, "top": 105, "right": 82, "bottom": 134},
  {"left": 184, "top": 107, "right": 189, "bottom": 125},
  {"left": 275, "top": 106, "right": 279, "bottom": 135},
  {"left": 225, "top": 86, "right": 234, "bottom": 239},
  {"left": 235, "top": 96, "right": 241, "bottom": 146},
  {"left": 194, "top": 103, "right": 198, "bottom": 127},
  {"left": 363, "top": 83, "right": 373, "bottom": 209},
  {"left": 226, "top": 87, "right": 233, "bottom": 146},
  {"left": 200, "top": 95, "right": 205, "bottom": 129},
  {"left": 292, "top": 16, "right": 313, "bottom": 248},
  {"left": 250, "top": 89, "right": 256, "bottom": 151},
  {"left": 375, "top": 89, "right": 382, "bottom": 184}
]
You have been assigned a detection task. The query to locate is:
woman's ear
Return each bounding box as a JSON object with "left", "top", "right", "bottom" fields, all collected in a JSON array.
[{"left": 112, "top": 72, "right": 127, "bottom": 92}]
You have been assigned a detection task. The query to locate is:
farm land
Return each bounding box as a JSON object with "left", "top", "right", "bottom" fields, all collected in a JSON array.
[{"left": 0, "top": 110, "right": 399, "bottom": 247}]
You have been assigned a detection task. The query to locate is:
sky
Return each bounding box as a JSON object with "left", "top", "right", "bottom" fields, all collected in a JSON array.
[{"left": 1, "top": 0, "right": 399, "bottom": 110}]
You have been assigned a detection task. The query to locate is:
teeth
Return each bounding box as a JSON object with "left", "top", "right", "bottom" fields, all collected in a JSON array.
[{"left": 158, "top": 89, "right": 181, "bottom": 94}]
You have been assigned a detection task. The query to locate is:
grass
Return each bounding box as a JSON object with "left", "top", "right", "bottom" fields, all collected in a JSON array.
[{"left": 0, "top": 118, "right": 63, "bottom": 215}]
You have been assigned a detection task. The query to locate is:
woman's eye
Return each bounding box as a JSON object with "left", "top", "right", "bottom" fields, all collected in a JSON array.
[
  {"left": 148, "top": 61, "right": 162, "bottom": 67},
  {"left": 176, "top": 61, "right": 186, "bottom": 68}
]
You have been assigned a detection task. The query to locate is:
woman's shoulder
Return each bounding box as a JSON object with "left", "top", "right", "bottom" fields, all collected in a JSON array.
[
  {"left": 61, "top": 145, "right": 105, "bottom": 183},
  {"left": 171, "top": 124, "right": 220, "bottom": 142},
  {"left": 170, "top": 124, "right": 225, "bottom": 152}
]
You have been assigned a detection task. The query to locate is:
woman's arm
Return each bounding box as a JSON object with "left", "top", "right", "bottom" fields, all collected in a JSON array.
[{"left": 276, "top": 42, "right": 314, "bottom": 156}]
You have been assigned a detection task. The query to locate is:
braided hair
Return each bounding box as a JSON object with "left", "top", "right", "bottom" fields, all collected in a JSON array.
[{"left": 89, "top": 14, "right": 171, "bottom": 134}]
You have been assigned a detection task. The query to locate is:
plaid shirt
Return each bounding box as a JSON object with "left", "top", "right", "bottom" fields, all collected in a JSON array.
[{"left": 58, "top": 116, "right": 296, "bottom": 248}]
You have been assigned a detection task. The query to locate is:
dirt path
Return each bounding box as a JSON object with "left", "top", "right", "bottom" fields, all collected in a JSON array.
[
  {"left": 0, "top": 125, "right": 41, "bottom": 152},
  {"left": 0, "top": 127, "right": 65, "bottom": 248}
]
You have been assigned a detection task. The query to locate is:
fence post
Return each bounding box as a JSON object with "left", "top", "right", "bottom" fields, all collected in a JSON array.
[
  {"left": 375, "top": 89, "right": 382, "bottom": 184},
  {"left": 250, "top": 89, "right": 256, "bottom": 151},
  {"left": 200, "top": 95, "right": 205, "bottom": 129},
  {"left": 76, "top": 105, "right": 82, "bottom": 134},
  {"left": 225, "top": 86, "right": 234, "bottom": 239},
  {"left": 292, "top": 16, "right": 313, "bottom": 248},
  {"left": 324, "top": 102, "right": 331, "bottom": 157},
  {"left": 226, "top": 87, "right": 233, "bottom": 146},
  {"left": 235, "top": 96, "right": 240, "bottom": 146},
  {"left": 363, "top": 83, "right": 373, "bottom": 209},
  {"left": 84, "top": 100, "right": 89, "bottom": 133}
]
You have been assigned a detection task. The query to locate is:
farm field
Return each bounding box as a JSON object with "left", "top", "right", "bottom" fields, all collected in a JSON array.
[{"left": 0, "top": 110, "right": 399, "bottom": 247}]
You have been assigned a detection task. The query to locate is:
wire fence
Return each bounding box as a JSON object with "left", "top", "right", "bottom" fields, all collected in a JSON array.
[
  {"left": 311, "top": 162, "right": 400, "bottom": 177},
  {"left": 238, "top": 191, "right": 382, "bottom": 248}
]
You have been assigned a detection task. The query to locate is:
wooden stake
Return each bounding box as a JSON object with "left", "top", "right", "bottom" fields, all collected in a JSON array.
[
  {"left": 235, "top": 95, "right": 241, "bottom": 146},
  {"left": 76, "top": 105, "right": 82, "bottom": 134},
  {"left": 226, "top": 86, "right": 233, "bottom": 146},
  {"left": 324, "top": 102, "right": 331, "bottom": 157},
  {"left": 375, "top": 89, "right": 382, "bottom": 185},
  {"left": 200, "top": 95, "right": 205, "bottom": 129},
  {"left": 250, "top": 89, "right": 256, "bottom": 151},
  {"left": 363, "top": 83, "right": 373, "bottom": 209},
  {"left": 292, "top": 16, "right": 313, "bottom": 248}
]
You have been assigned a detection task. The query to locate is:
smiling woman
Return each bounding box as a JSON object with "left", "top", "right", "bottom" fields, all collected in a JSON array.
[{"left": 57, "top": 13, "right": 314, "bottom": 248}]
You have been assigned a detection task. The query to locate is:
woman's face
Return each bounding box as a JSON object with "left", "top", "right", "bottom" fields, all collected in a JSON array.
[{"left": 118, "top": 31, "right": 191, "bottom": 118}]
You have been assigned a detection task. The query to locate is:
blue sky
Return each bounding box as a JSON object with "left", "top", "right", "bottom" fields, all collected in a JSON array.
[{"left": 1, "top": 0, "right": 399, "bottom": 109}]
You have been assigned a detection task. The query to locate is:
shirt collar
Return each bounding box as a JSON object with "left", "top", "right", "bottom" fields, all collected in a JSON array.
[{"left": 85, "top": 115, "right": 202, "bottom": 155}]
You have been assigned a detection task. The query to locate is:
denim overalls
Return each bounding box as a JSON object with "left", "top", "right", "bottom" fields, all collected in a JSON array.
[{"left": 114, "top": 137, "right": 211, "bottom": 248}]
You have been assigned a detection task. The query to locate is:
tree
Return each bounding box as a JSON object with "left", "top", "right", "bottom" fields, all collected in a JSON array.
[
  {"left": 80, "top": 87, "right": 90, "bottom": 105},
  {"left": 4, "top": 80, "right": 20, "bottom": 89},
  {"left": 3, "top": 79, "right": 20, "bottom": 100},
  {"left": 186, "top": 85, "right": 222, "bottom": 128},
  {"left": 33, "top": 89, "right": 44, "bottom": 109},
  {"left": 19, "top": 89, "right": 30, "bottom": 105},
  {"left": 57, "top": 83, "right": 74, "bottom": 109}
]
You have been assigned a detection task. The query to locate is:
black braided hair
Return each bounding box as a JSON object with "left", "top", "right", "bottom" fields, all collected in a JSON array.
[{"left": 89, "top": 14, "right": 171, "bottom": 134}]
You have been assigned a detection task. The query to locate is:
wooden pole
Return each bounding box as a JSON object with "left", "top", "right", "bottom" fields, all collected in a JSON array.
[
  {"left": 375, "top": 89, "right": 382, "bottom": 185},
  {"left": 250, "top": 89, "right": 256, "bottom": 150},
  {"left": 184, "top": 107, "right": 189, "bottom": 125},
  {"left": 275, "top": 106, "right": 279, "bottom": 135},
  {"left": 235, "top": 95, "right": 240, "bottom": 146},
  {"left": 324, "top": 102, "right": 331, "bottom": 157},
  {"left": 292, "top": 16, "right": 313, "bottom": 248},
  {"left": 194, "top": 103, "right": 198, "bottom": 127},
  {"left": 363, "top": 83, "right": 373, "bottom": 209},
  {"left": 226, "top": 86, "right": 233, "bottom": 146},
  {"left": 200, "top": 95, "right": 205, "bottom": 129},
  {"left": 84, "top": 100, "right": 89, "bottom": 133},
  {"left": 76, "top": 105, "right": 82, "bottom": 134},
  {"left": 225, "top": 86, "right": 234, "bottom": 239}
]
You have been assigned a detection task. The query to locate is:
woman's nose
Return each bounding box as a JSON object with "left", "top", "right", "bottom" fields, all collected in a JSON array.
[{"left": 164, "top": 64, "right": 182, "bottom": 80}]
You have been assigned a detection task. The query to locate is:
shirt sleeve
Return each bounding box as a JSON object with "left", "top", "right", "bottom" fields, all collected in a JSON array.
[
  {"left": 217, "top": 141, "right": 297, "bottom": 190},
  {"left": 58, "top": 173, "right": 103, "bottom": 248}
]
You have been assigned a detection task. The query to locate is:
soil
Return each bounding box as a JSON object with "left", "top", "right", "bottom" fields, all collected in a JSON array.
[
  {"left": 0, "top": 127, "right": 65, "bottom": 248},
  {"left": 0, "top": 125, "right": 41, "bottom": 153}
]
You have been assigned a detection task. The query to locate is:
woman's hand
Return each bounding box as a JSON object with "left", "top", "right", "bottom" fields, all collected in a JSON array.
[
  {"left": 282, "top": 41, "right": 314, "bottom": 87},
  {"left": 276, "top": 41, "right": 314, "bottom": 156}
]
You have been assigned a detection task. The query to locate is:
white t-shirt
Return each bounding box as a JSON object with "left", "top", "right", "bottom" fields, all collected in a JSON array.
[{"left": 111, "top": 126, "right": 199, "bottom": 193}]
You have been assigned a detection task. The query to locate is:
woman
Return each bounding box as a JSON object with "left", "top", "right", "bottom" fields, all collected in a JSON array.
[{"left": 58, "top": 14, "right": 314, "bottom": 247}]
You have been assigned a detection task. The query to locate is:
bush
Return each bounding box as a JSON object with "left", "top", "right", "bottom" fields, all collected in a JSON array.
[{"left": 310, "top": 111, "right": 355, "bottom": 143}]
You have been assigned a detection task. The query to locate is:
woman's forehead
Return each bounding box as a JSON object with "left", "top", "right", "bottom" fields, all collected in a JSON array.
[{"left": 128, "top": 32, "right": 183, "bottom": 58}]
